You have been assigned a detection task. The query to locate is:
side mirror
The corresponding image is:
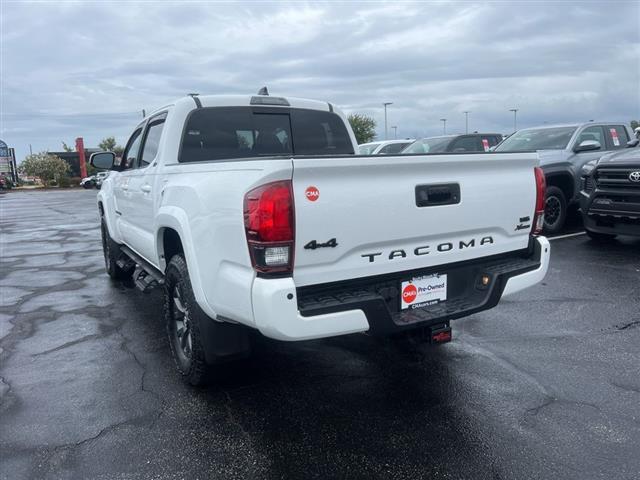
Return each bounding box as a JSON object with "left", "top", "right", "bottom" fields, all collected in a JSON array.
[
  {"left": 574, "top": 140, "right": 601, "bottom": 152},
  {"left": 90, "top": 151, "right": 116, "bottom": 170},
  {"left": 626, "top": 138, "right": 639, "bottom": 148}
]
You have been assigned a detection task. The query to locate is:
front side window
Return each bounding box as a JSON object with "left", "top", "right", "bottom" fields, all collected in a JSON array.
[
  {"left": 140, "top": 116, "right": 166, "bottom": 168},
  {"left": 179, "top": 107, "right": 353, "bottom": 162},
  {"left": 495, "top": 127, "right": 577, "bottom": 152},
  {"left": 575, "top": 126, "right": 605, "bottom": 150},
  {"left": 121, "top": 128, "right": 143, "bottom": 169}
]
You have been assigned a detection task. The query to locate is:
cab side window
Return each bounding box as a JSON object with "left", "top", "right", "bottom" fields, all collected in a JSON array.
[
  {"left": 121, "top": 128, "right": 143, "bottom": 170},
  {"left": 139, "top": 115, "right": 167, "bottom": 168},
  {"left": 576, "top": 126, "right": 605, "bottom": 150},
  {"left": 606, "top": 125, "right": 629, "bottom": 150}
]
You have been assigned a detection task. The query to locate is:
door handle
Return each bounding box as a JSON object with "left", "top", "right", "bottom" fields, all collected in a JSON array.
[
  {"left": 121, "top": 185, "right": 128, "bottom": 191},
  {"left": 140, "top": 184, "right": 152, "bottom": 193},
  {"left": 415, "top": 183, "right": 461, "bottom": 207}
]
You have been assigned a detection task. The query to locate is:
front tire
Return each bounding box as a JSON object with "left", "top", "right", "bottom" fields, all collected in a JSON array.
[
  {"left": 586, "top": 229, "right": 616, "bottom": 242},
  {"left": 543, "top": 186, "right": 567, "bottom": 234},
  {"left": 164, "top": 254, "right": 209, "bottom": 386}
]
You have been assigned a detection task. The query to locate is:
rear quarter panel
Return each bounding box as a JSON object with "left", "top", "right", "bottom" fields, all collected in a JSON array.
[{"left": 157, "top": 159, "right": 293, "bottom": 325}]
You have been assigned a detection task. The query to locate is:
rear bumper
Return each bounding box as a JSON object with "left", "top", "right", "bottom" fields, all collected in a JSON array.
[{"left": 252, "top": 237, "right": 550, "bottom": 341}]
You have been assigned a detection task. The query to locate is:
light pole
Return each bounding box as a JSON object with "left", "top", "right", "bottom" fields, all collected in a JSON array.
[
  {"left": 509, "top": 108, "right": 518, "bottom": 132},
  {"left": 391, "top": 126, "right": 398, "bottom": 139},
  {"left": 440, "top": 118, "right": 447, "bottom": 135},
  {"left": 383, "top": 102, "right": 393, "bottom": 140},
  {"left": 463, "top": 111, "right": 470, "bottom": 134}
]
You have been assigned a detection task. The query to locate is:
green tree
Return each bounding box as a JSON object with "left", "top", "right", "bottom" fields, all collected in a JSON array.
[
  {"left": 99, "top": 136, "right": 124, "bottom": 156},
  {"left": 348, "top": 113, "right": 377, "bottom": 144},
  {"left": 61, "top": 141, "right": 74, "bottom": 152},
  {"left": 631, "top": 120, "right": 639, "bottom": 131},
  {"left": 20, "top": 152, "right": 70, "bottom": 187}
]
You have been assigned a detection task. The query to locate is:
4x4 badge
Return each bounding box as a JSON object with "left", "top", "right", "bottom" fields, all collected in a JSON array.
[{"left": 629, "top": 171, "right": 640, "bottom": 183}]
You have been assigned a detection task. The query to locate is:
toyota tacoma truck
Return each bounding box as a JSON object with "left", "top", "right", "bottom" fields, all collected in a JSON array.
[{"left": 92, "top": 91, "right": 550, "bottom": 385}]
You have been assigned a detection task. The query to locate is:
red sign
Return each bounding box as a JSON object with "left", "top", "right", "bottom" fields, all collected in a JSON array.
[
  {"left": 610, "top": 128, "right": 620, "bottom": 146},
  {"left": 305, "top": 186, "right": 319, "bottom": 202},
  {"left": 402, "top": 284, "right": 417, "bottom": 304},
  {"left": 482, "top": 138, "right": 490, "bottom": 151}
]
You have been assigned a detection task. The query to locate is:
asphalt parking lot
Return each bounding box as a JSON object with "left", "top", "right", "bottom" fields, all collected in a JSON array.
[{"left": 1, "top": 189, "right": 639, "bottom": 480}]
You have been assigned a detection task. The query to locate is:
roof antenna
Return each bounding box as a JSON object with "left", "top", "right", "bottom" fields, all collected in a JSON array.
[{"left": 257, "top": 86, "right": 269, "bottom": 96}]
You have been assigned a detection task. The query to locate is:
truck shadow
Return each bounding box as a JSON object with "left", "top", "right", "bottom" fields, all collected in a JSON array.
[{"left": 200, "top": 332, "right": 502, "bottom": 479}]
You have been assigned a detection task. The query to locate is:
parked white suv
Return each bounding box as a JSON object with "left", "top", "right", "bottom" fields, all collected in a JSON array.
[
  {"left": 359, "top": 139, "right": 414, "bottom": 155},
  {"left": 92, "top": 91, "right": 550, "bottom": 385}
]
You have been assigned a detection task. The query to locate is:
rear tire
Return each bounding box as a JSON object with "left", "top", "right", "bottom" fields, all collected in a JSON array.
[
  {"left": 543, "top": 186, "right": 567, "bottom": 234},
  {"left": 586, "top": 229, "right": 616, "bottom": 242},
  {"left": 164, "top": 254, "right": 209, "bottom": 386},
  {"left": 100, "top": 217, "right": 135, "bottom": 280}
]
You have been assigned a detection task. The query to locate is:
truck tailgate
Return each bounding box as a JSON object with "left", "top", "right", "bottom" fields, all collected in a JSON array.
[{"left": 292, "top": 152, "right": 539, "bottom": 287}]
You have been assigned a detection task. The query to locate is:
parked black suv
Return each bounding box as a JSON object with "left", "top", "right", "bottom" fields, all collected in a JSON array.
[
  {"left": 401, "top": 133, "right": 503, "bottom": 154},
  {"left": 580, "top": 147, "right": 640, "bottom": 240}
]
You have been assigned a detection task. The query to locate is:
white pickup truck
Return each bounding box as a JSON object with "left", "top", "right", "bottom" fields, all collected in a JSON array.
[{"left": 92, "top": 91, "right": 550, "bottom": 385}]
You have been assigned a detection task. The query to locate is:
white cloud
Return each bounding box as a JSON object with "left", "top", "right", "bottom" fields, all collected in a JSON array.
[{"left": 1, "top": 1, "right": 639, "bottom": 159}]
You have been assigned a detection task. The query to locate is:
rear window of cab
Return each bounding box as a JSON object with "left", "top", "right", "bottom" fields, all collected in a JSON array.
[{"left": 179, "top": 107, "right": 354, "bottom": 162}]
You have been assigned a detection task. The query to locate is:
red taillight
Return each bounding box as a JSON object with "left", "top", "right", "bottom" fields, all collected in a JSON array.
[
  {"left": 244, "top": 180, "right": 295, "bottom": 273},
  {"left": 532, "top": 167, "right": 546, "bottom": 235}
]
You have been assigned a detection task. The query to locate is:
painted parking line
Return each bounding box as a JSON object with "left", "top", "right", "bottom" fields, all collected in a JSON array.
[{"left": 549, "top": 231, "right": 586, "bottom": 241}]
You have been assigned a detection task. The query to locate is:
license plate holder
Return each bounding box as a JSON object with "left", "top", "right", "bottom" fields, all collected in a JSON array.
[{"left": 400, "top": 274, "right": 447, "bottom": 310}]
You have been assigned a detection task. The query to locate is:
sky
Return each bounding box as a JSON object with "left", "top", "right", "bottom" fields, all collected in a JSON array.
[{"left": 2, "top": 1, "right": 639, "bottom": 162}]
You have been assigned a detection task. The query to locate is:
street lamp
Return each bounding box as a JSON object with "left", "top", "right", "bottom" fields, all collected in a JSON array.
[
  {"left": 383, "top": 102, "right": 393, "bottom": 140},
  {"left": 440, "top": 118, "right": 447, "bottom": 135},
  {"left": 391, "top": 126, "right": 398, "bottom": 139},
  {"left": 463, "top": 111, "right": 470, "bottom": 134},
  {"left": 509, "top": 108, "right": 519, "bottom": 132}
]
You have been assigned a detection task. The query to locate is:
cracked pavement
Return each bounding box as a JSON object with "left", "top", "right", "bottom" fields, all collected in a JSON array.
[{"left": 1, "top": 189, "right": 639, "bottom": 479}]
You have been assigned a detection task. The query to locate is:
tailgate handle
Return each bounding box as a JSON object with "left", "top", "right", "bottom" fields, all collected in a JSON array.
[{"left": 415, "top": 183, "right": 460, "bottom": 207}]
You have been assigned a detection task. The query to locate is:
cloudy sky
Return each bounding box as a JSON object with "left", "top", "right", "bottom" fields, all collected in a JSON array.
[{"left": 2, "top": 1, "right": 639, "bottom": 161}]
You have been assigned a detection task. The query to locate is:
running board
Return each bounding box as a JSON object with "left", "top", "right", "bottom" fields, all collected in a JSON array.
[{"left": 120, "top": 245, "right": 165, "bottom": 293}]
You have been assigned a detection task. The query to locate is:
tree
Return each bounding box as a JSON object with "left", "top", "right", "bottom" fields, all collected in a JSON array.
[
  {"left": 631, "top": 120, "right": 639, "bottom": 131},
  {"left": 19, "top": 152, "right": 70, "bottom": 187},
  {"left": 61, "top": 141, "right": 74, "bottom": 152},
  {"left": 99, "top": 136, "right": 124, "bottom": 156},
  {"left": 348, "top": 113, "right": 377, "bottom": 144}
]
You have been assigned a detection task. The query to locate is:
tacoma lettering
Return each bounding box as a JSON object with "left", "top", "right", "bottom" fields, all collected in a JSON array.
[{"left": 362, "top": 236, "right": 495, "bottom": 263}]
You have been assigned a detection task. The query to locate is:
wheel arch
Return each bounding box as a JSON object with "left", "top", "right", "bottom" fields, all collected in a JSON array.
[
  {"left": 545, "top": 171, "right": 574, "bottom": 201},
  {"left": 155, "top": 207, "right": 218, "bottom": 320}
]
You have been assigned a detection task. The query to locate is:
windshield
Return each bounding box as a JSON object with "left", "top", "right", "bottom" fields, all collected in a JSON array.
[
  {"left": 495, "top": 127, "right": 577, "bottom": 151},
  {"left": 402, "top": 137, "right": 451, "bottom": 154},
  {"left": 358, "top": 144, "right": 380, "bottom": 155}
]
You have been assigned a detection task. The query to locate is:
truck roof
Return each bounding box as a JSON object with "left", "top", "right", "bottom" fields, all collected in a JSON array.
[{"left": 148, "top": 94, "right": 334, "bottom": 120}]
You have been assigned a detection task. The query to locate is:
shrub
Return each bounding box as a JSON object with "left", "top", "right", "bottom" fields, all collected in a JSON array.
[{"left": 19, "top": 152, "right": 70, "bottom": 188}]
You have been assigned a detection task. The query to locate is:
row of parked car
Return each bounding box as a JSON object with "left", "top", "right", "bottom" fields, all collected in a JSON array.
[
  {"left": 80, "top": 171, "right": 110, "bottom": 189},
  {"left": 359, "top": 122, "right": 640, "bottom": 240}
]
